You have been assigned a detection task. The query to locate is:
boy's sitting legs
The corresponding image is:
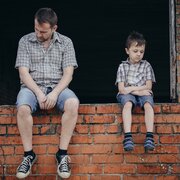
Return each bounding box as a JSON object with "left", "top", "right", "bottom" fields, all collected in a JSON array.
[
  {"left": 143, "top": 101, "right": 155, "bottom": 151},
  {"left": 122, "top": 100, "right": 135, "bottom": 151}
]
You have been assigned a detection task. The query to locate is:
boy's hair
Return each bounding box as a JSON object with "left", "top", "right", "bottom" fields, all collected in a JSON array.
[
  {"left": 125, "top": 31, "right": 146, "bottom": 49},
  {"left": 35, "top": 8, "right": 58, "bottom": 27}
]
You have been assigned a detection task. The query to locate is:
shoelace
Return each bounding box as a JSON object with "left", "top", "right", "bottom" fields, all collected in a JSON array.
[
  {"left": 18, "top": 155, "right": 33, "bottom": 173},
  {"left": 59, "top": 156, "right": 70, "bottom": 172}
]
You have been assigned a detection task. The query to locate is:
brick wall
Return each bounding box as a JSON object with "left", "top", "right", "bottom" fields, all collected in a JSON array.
[{"left": 0, "top": 104, "right": 179, "bottom": 180}]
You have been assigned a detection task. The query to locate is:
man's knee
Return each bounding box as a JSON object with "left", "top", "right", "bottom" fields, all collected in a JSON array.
[
  {"left": 17, "top": 105, "right": 31, "bottom": 118},
  {"left": 64, "top": 98, "right": 79, "bottom": 114}
]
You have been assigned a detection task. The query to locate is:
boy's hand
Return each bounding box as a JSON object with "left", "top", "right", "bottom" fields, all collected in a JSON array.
[{"left": 138, "top": 90, "right": 153, "bottom": 96}]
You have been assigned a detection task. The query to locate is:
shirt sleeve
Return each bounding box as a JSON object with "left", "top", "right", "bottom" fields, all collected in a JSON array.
[
  {"left": 15, "top": 37, "right": 30, "bottom": 69},
  {"left": 115, "top": 64, "right": 126, "bottom": 85},
  {"left": 146, "top": 63, "right": 156, "bottom": 83},
  {"left": 62, "top": 38, "right": 78, "bottom": 69}
]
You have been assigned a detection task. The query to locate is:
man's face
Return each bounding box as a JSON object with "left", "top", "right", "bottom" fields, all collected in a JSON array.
[
  {"left": 34, "top": 19, "right": 57, "bottom": 42},
  {"left": 125, "top": 42, "right": 145, "bottom": 64}
]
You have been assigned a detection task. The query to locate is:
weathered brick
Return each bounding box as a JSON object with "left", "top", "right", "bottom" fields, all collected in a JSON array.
[{"left": 0, "top": 103, "right": 179, "bottom": 178}]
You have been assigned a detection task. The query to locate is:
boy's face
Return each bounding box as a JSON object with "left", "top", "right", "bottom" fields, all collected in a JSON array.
[{"left": 125, "top": 42, "right": 145, "bottom": 64}]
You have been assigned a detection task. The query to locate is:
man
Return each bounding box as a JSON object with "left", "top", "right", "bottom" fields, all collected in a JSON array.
[{"left": 15, "top": 7, "right": 79, "bottom": 179}]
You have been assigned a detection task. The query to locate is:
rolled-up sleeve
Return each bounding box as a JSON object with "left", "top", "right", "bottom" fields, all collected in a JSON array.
[
  {"left": 62, "top": 38, "right": 78, "bottom": 69},
  {"left": 15, "top": 37, "right": 30, "bottom": 69}
]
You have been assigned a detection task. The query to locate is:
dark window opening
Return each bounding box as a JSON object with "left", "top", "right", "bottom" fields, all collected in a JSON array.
[{"left": 0, "top": 0, "right": 171, "bottom": 105}]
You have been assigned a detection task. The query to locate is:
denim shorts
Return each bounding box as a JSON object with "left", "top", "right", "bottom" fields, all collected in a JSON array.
[
  {"left": 116, "top": 93, "right": 154, "bottom": 108},
  {"left": 16, "top": 87, "right": 79, "bottom": 113}
]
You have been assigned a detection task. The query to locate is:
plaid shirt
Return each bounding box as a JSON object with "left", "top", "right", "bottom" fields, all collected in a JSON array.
[
  {"left": 15, "top": 32, "right": 77, "bottom": 92},
  {"left": 116, "top": 59, "right": 156, "bottom": 87}
]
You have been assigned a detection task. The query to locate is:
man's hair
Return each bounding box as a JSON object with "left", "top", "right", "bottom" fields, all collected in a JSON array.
[
  {"left": 125, "top": 31, "right": 146, "bottom": 49},
  {"left": 34, "top": 8, "right": 58, "bottom": 27}
]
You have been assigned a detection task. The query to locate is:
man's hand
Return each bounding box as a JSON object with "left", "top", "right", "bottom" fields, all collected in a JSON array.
[
  {"left": 44, "top": 91, "right": 59, "bottom": 110},
  {"left": 37, "top": 93, "right": 47, "bottom": 110}
]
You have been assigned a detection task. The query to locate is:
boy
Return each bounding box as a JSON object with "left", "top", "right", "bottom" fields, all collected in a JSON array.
[{"left": 115, "top": 31, "right": 156, "bottom": 152}]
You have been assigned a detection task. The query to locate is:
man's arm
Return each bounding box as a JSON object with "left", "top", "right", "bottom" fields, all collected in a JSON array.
[
  {"left": 18, "top": 67, "right": 47, "bottom": 109},
  {"left": 44, "top": 66, "right": 74, "bottom": 109}
]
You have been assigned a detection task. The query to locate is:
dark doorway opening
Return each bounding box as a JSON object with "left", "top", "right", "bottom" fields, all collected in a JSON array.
[{"left": 0, "top": 0, "right": 170, "bottom": 104}]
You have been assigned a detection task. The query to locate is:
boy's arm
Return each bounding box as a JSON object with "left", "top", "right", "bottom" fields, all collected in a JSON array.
[
  {"left": 118, "top": 82, "right": 137, "bottom": 94},
  {"left": 118, "top": 80, "right": 153, "bottom": 95},
  {"left": 131, "top": 80, "right": 153, "bottom": 96}
]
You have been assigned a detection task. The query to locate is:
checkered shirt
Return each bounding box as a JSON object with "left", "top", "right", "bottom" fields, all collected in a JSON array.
[
  {"left": 115, "top": 59, "right": 156, "bottom": 86},
  {"left": 15, "top": 32, "right": 78, "bottom": 92}
]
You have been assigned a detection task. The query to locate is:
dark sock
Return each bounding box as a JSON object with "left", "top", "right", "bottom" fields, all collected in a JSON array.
[
  {"left": 125, "top": 132, "right": 132, "bottom": 138},
  {"left": 146, "top": 132, "right": 154, "bottom": 138},
  {"left": 24, "top": 150, "right": 35, "bottom": 158},
  {"left": 57, "top": 149, "right": 67, "bottom": 156}
]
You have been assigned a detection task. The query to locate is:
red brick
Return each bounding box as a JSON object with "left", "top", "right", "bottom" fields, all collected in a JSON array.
[
  {"left": 172, "top": 125, "right": 180, "bottom": 133},
  {"left": 90, "top": 125, "right": 106, "bottom": 133},
  {"left": 156, "top": 125, "right": 172, "bottom": 134},
  {"left": 125, "top": 154, "right": 158, "bottom": 163},
  {"left": 33, "top": 116, "right": 51, "bottom": 124},
  {"left": 71, "top": 135, "right": 93, "bottom": 144},
  {"left": 137, "top": 165, "right": 168, "bottom": 174},
  {"left": 35, "top": 165, "right": 56, "bottom": 174},
  {"left": 156, "top": 176, "right": 180, "bottom": 180},
  {"left": 106, "top": 124, "right": 120, "bottom": 133},
  {"left": 0, "top": 116, "right": 16, "bottom": 124},
  {"left": 78, "top": 105, "right": 96, "bottom": 114},
  {"left": 0, "top": 126, "right": 6, "bottom": 134},
  {"left": 87, "top": 115, "right": 115, "bottom": 124},
  {"left": 0, "top": 136, "right": 22, "bottom": 145},
  {"left": 124, "top": 176, "right": 156, "bottom": 180},
  {"left": 68, "top": 176, "right": 89, "bottom": 180},
  {"left": 7, "top": 126, "right": 19, "bottom": 135},
  {"left": 171, "top": 165, "right": 180, "bottom": 174},
  {"left": 91, "top": 176, "right": 121, "bottom": 180},
  {"left": 72, "top": 164, "right": 102, "bottom": 174},
  {"left": 33, "top": 135, "right": 59, "bottom": 145},
  {"left": 155, "top": 145, "right": 179, "bottom": 154},
  {"left": 160, "top": 135, "right": 180, "bottom": 144},
  {"left": 71, "top": 155, "right": 90, "bottom": 164},
  {"left": 75, "top": 124, "right": 89, "bottom": 134},
  {"left": 93, "top": 134, "right": 122, "bottom": 144},
  {"left": 1, "top": 146, "right": 14, "bottom": 155},
  {"left": 92, "top": 155, "right": 123, "bottom": 163},
  {"left": 104, "top": 164, "right": 136, "bottom": 174},
  {"left": 159, "top": 155, "right": 180, "bottom": 163},
  {"left": 96, "top": 104, "right": 120, "bottom": 114},
  {"left": 47, "top": 145, "right": 58, "bottom": 154},
  {"left": 0, "top": 106, "right": 16, "bottom": 115}
]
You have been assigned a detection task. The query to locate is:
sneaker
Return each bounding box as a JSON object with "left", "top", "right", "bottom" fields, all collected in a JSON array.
[
  {"left": 16, "top": 154, "right": 37, "bottom": 179},
  {"left": 123, "top": 137, "right": 134, "bottom": 151},
  {"left": 144, "top": 137, "right": 155, "bottom": 152},
  {"left": 56, "top": 154, "right": 71, "bottom": 178}
]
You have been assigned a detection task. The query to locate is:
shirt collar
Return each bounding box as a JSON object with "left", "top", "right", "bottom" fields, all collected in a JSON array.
[
  {"left": 28, "top": 32, "right": 62, "bottom": 44},
  {"left": 122, "top": 58, "right": 144, "bottom": 64}
]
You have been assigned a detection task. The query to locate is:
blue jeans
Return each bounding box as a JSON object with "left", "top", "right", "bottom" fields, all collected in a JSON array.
[
  {"left": 116, "top": 93, "right": 154, "bottom": 108},
  {"left": 16, "top": 87, "right": 79, "bottom": 113}
]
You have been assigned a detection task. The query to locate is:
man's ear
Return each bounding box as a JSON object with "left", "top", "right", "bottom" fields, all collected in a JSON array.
[{"left": 53, "top": 25, "right": 58, "bottom": 31}]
